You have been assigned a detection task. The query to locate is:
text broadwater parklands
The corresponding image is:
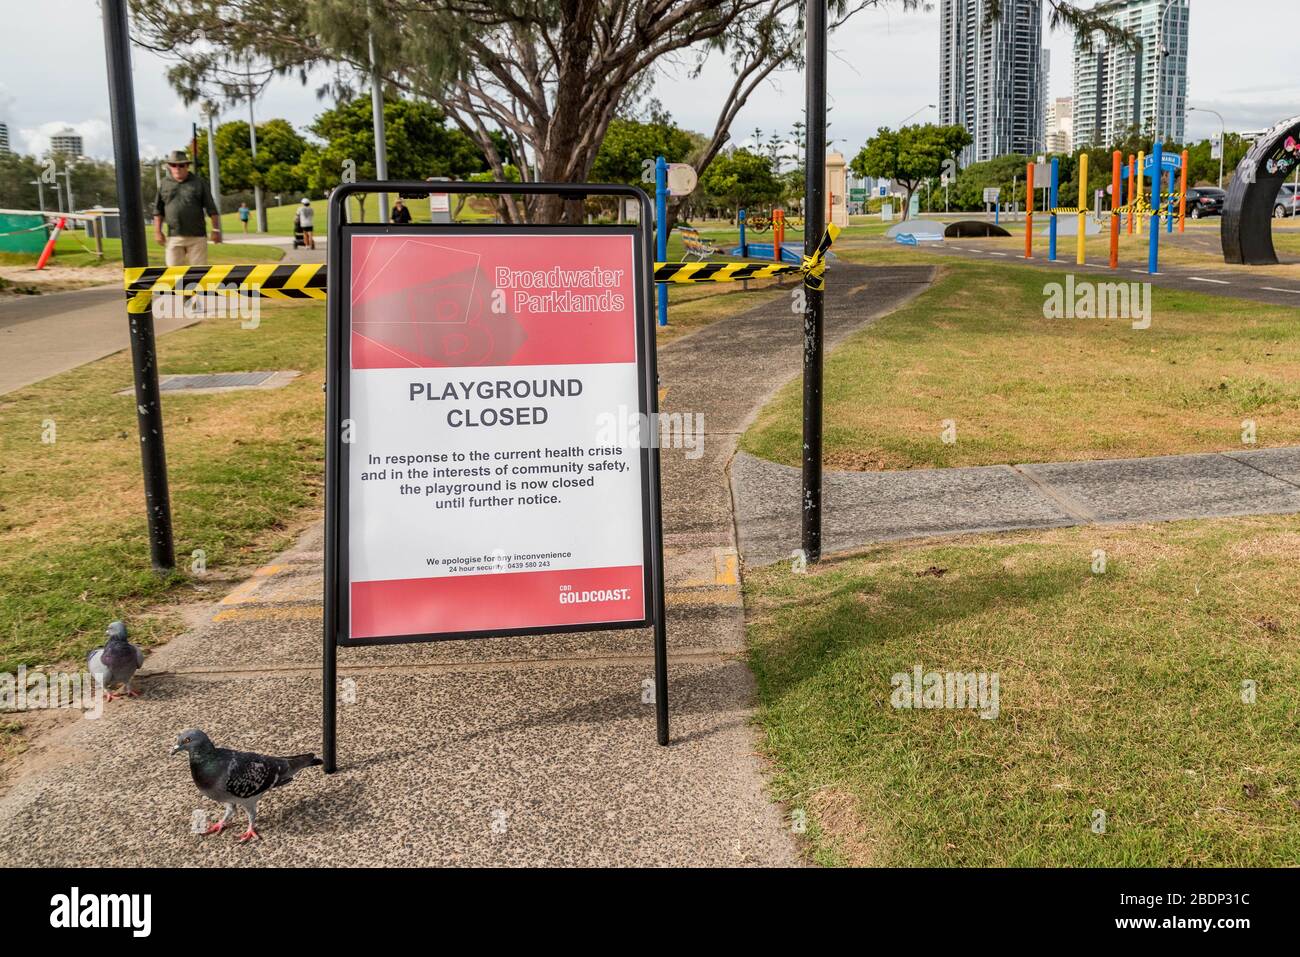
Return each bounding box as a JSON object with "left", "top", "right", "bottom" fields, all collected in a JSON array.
[
  {"left": 359, "top": 445, "right": 630, "bottom": 510},
  {"left": 409, "top": 377, "right": 584, "bottom": 427},
  {"left": 494, "top": 265, "right": 626, "bottom": 314}
]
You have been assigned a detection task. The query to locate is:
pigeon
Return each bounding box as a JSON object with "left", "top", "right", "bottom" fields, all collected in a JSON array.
[
  {"left": 171, "top": 729, "right": 322, "bottom": 843},
  {"left": 87, "top": 621, "right": 144, "bottom": 701}
]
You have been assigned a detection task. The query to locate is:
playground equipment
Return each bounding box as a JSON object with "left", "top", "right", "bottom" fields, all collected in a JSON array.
[
  {"left": 1028, "top": 149, "right": 1188, "bottom": 274},
  {"left": 732, "top": 207, "right": 802, "bottom": 264},
  {"left": 1222, "top": 113, "right": 1300, "bottom": 264}
]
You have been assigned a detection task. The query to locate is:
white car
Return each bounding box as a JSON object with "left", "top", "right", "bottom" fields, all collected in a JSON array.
[{"left": 1275, "top": 183, "right": 1299, "bottom": 218}]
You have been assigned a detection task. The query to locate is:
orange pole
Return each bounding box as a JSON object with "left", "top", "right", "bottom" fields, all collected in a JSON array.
[
  {"left": 773, "top": 208, "right": 783, "bottom": 263},
  {"left": 1127, "top": 154, "right": 1136, "bottom": 235},
  {"left": 35, "top": 216, "right": 65, "bottom": 271},
  {"left": 1024, "top": 162, "right": 1034, "bottom": 258},
  {"left": 1110, "top": 151, "right": 1121, "bottom": 269},
  {"left": 1178, "top": 149, "right": 1189, "bottom": 232}
]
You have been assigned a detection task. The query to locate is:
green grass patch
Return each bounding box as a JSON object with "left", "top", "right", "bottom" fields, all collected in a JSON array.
[
  {"left": 0, "top": 231, "right": 282, "bottom": 270},
  {"left": 746, "top": 516, "right": 1300, "bottom": 866},
  {"left": 0, "top": 301, "right": 327, "bottom": 671},
  {"left": 741, "top": 261, "right": 1300, "bottom": 470}
]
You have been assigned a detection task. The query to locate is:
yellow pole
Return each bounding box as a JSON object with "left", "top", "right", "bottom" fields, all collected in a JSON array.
[
  {"left": 1135, "top": 150, "right": 1144, "bottom": 237},
  {"left": 1076, "top": 151, "right": 1088, "bottom": 265}
]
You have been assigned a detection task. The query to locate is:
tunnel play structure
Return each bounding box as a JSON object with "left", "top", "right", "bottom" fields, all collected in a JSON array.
[{"left": 1222, "top": 113, "right": 1300, "bottom": 265}]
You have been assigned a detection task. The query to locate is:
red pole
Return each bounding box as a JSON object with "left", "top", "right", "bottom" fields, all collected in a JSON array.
[
  {"left": 1024, "top": 162, "right": 1034, "bottom": 258},
  {"left": 35, "top": 216, "right": 66, "bottom": 270}
]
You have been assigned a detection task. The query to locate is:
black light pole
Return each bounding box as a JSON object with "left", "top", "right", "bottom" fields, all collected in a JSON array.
[
  {"left": 103, "top": 0, "right": 175, "bottom": 572},
  {"left": 801, "top": 0, "right": 827, "bottom": 562}
]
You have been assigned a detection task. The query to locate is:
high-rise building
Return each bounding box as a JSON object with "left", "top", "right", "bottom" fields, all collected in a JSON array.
[
  {"left": 1072, "top": 0, "right": 1189, "bottom": 149},
  {"left": 1046, "top": 96, "right": 1073, "bottom": 152},
  {"left": 939, "top": 0, "right": 1045, "bottom": 167},
  {"left": 49, "top": 127, "right": 84, "bottom": 157},
  {"left": 0, "top": 122, "right": 10, "bottom": 154}
]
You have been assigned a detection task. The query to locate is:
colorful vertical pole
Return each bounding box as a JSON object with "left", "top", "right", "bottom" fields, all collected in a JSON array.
[
  {"left": 1076, "top": 151, "right": 1088, "bottom": 266},
  {"left": 1024, "top": 161, "right": 1034, "bottom": 259},
  {"left": 738, "top": 207, "right": 748, "bottom": 258},
  {"left": 655, "top": 155, "right": 667, "bottom": 328},
  {"left": 773, "top": 208, "right": 784, "bottom": 263},
  {"left": 1148, "top": 143, "right": 1161, "bottom": 274},
  {"left": 1049, "top": 157, "right": 1059, "bottom": 262},
  {"left": 1110, "top": 150, "right": 1121, "bottom": 269},
  {"left": 1136, "top": 150, "right": 1145, "bottom": 237},
  {"left": 1178, "top": 150, "right": 1189, "bottom": 232},
  {"left": 1127, "top": 154, "right": 1136, "bottom": 235}
]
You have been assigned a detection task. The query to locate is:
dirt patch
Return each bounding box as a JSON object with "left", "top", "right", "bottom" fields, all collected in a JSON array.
[
  {"left": 806, "top": 785, "right": 892, "bottom": 865},
  {"left": 0, "top": 263, "right": 119, "bottom": 293}
]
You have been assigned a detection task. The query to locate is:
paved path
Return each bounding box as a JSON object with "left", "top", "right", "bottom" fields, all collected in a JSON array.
[
  {"left": 0, "top": 262, "right": 934, "bottom": 866},
  {"left": 733, "top": 446, "right": 1300, "bottom": 566},
  {"left": 0, "top": 238, "right": 317, "bottom": 397}
]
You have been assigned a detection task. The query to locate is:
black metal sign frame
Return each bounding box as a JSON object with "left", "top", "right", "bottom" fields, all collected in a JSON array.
[{"left": 323, "top": 181, "right": 669, "bottom": 771}]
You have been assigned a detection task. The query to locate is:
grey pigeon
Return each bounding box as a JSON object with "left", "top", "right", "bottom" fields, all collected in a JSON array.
[
  {"left": 87, "top": 621, "right": 144, "bottom": 700},
  {"left": 171, "top": 729, "right": 322, "bottom": 842}
]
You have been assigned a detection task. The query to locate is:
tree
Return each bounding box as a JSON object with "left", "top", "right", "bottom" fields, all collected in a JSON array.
[
  {"left": 699, "top": 148, "right": 781, "bottom": 218},
  {"left": 295, "top": 96, "right": 490, "bottom": 217},
  {"left": 196, "top": 118, "right": 309, "bottom": 200},
  {"left": 590, "top": 117, "right": 695, "bottom": 187},
  {"left": 851, "top": 124, "right": 971, "bottom": 220},
  {"left": 132, "top": 1, "right": 1128, "bottom": 223}
]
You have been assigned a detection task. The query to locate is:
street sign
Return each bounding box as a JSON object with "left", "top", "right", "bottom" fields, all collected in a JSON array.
[
  {"left": 879, "top": 183, "right": 889, "bottom": 197},
  {"left": 324, "top": 181, "right": 670, "bottom": 766},
  {"left": 849, "top": 187, "right": 866, "bottom": 202},
  {"left": 666, "top": 163, "right": 697, "bottom": 196},
  {"left": 1143, "top": 153, "right": 1182, "bottom": 174},
  {"left": 983, "top": 187, "right": 1001, "bottom": 203},
  {"left": 1033, "top": 162, "right": 1049, "bottom": 183},
  {"left": 1211, "top": 134, "right": 1222, "bottom": 161}
]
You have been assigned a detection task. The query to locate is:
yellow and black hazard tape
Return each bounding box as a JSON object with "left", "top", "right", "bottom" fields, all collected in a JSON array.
[
  {"left": 655, "top": 224, "right": 839, "bottom": 291},
  {"left": 121, "top": 224, "right": 840, "bottom": 310}
]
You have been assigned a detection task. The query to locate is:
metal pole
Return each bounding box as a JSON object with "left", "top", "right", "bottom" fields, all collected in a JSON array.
[
  {"left": 30, "top": 180, "right": 45, "bottom": 213},
  {"left": 801, "top": 0, "right": 827, "bottom": 563},
  {"left": 246, "top": 65, "right": 267, "bottom": 233},
  {"left": 655, "top": 156, "right": 667, "bottom": 327},
  {"left": 102, "top": 0, "right": 175, "bottom": 572},
  {"left": 1048, "top": 157, "right": 1059, "bottom": 261},
  {"left": 368, "top": 14, "right": 390, "bottom": 223},
  {"left": 1149, "top": 142, "right": 1162, "bottom": 273},
  {"left": 206, "top": 106, "right": 223, "bottom": 217}
]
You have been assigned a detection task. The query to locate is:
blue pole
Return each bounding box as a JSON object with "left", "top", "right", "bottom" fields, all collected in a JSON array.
[
  {"left": 1148, "top": 143, "right": 1161, "bottom": 274},
  {"left": 995, "top": 200, "right": 999, "bottom": 226},
  {"left": 655, "top": 155, "right": 667, "bottom": 328},
  {"left": 739, "top": 207, "right": 748, "bottom": 258},
  {"left": 1048, "top": 157, "right": 1059, "bottom": 262}
]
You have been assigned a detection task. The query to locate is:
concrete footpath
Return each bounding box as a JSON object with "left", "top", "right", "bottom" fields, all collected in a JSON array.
[
  {"left": 0, "top": 262, "right": 934, "bottom": 866},
  {"left": 733, "top": 446, "right": 1300, "bottom": 566}
]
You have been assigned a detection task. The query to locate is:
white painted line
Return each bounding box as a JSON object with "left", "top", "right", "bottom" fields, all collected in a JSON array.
[
  {"left": 989, "top": 252, "right": 1007, "bottom": 256},
  {"left": 1189, "top": 276, "right": 1230, "bottom": 285},
  {"left": 1262, "top": 286, "right": 1300, "bottom": 294},
  {"left": 1130, "top": 269, "right": 1148, "bottom": 274}
]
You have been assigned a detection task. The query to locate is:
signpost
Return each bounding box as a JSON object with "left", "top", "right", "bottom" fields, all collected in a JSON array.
[
  {"left": 324, "top": 181, "right": 669, "bottom": 770},
  {"left": 801, "top": 0, "right": 828, "bottom": 564}
]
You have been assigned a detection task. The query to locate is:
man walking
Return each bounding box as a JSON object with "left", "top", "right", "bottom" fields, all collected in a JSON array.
[
  {"left": 153, "top": 149, "right": 221, "bottom": 266},
  {"left": 295, "top": 198, "right": 316, "bottom": 250}
]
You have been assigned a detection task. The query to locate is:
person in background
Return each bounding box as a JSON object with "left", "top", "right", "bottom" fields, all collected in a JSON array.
[
  {"left": 238, "top": 201, "right": 250, "bottom": 233},
  {"left": 152, "top": 149, "right": 221, "bottom": 266},
  {"left": 391, "top": 198, "right": 413, "bottom": 224},
  {"left": 295, "top": 198, "right": 316, "bottom": 250}
]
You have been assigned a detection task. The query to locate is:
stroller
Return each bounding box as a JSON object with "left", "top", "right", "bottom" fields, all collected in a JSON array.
[{"left": 292, "top": 219, "right": 305, "bottom": 249}]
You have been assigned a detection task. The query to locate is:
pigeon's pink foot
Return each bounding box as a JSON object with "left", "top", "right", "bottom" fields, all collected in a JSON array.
[
  {"left": 103, "top": 692, "right": 119, "bottom": 702},
  {"left": 125, "top": 688, "right": 141, "bottom": 698},
  {"left": 237, "top": 827, "right": 259, "bottom": 843},
  {"left": 204, "top": 822, "right": 226, "bottom": 835}
]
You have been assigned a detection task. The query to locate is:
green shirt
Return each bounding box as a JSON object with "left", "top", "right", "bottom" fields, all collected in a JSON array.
[{"left": 154, "top": 173, "right": 218, "bottom": 238}]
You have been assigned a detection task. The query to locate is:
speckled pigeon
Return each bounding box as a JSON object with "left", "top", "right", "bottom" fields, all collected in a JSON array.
[
  {"left": 171, "top": 729, "right": 322, "bottom": 842},
  {"left": 87, "top": 621, "right": 144, "bottom": 700}
]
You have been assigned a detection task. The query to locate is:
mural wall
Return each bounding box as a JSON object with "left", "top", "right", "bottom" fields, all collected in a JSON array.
[{"left": 1222, "top": 114, "right": 1300, "bottom": 265}]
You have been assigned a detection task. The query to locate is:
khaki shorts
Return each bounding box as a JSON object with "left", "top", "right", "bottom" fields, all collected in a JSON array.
[{"left": 165, "top": 235, "right": 209, "bottom": 266}]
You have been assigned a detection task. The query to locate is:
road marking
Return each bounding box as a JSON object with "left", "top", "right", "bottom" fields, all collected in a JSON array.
[
  {"left": 1262, "top": 286, "right": 1300, "bottom": 294},
  {"left": 713, "top": 547, "right": 739, "bottom": 586},
  {"left": 1189, "top": 276, "right": 1230, "bottom": 285},
  {"left": 212, "top": 605, "right": 321, "bottom": 623},
  {"left": 219, "top": 564, "right": 287, "bottom": 605},
  {"left": 989, "top": 251, "right": 1007, "bottom": 257}
]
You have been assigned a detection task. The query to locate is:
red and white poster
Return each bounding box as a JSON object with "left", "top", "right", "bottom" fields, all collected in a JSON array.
[{"left": 344, "top": 230, "right": 648, "bottom": 640}]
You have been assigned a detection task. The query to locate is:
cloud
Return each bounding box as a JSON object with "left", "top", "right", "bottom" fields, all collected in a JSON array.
[{"left": 18, "top": 119, "right": 113, "bottom": 158}]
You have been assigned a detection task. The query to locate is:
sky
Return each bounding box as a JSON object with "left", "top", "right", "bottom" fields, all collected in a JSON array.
[{"left": 1, "top": 0, "right": 1297, "bottom": 162}]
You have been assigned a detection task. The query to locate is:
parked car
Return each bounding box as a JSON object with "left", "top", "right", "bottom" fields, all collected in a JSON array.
[
  {"left": 1274, "top": 183, "right": 1299, "bottom": 218},
  {"left": 1185, "top": 186, "right": 1226, "bottom": 218}
]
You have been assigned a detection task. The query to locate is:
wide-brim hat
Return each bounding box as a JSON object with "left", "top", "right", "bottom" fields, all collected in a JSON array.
[{"left": 166, "top": 149, "right": 191, "bottom": 165}]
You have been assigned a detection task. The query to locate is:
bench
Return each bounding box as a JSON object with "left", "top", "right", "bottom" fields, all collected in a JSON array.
[{"left": 677, "top": 226, "right": 717, "bottom": 261}]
